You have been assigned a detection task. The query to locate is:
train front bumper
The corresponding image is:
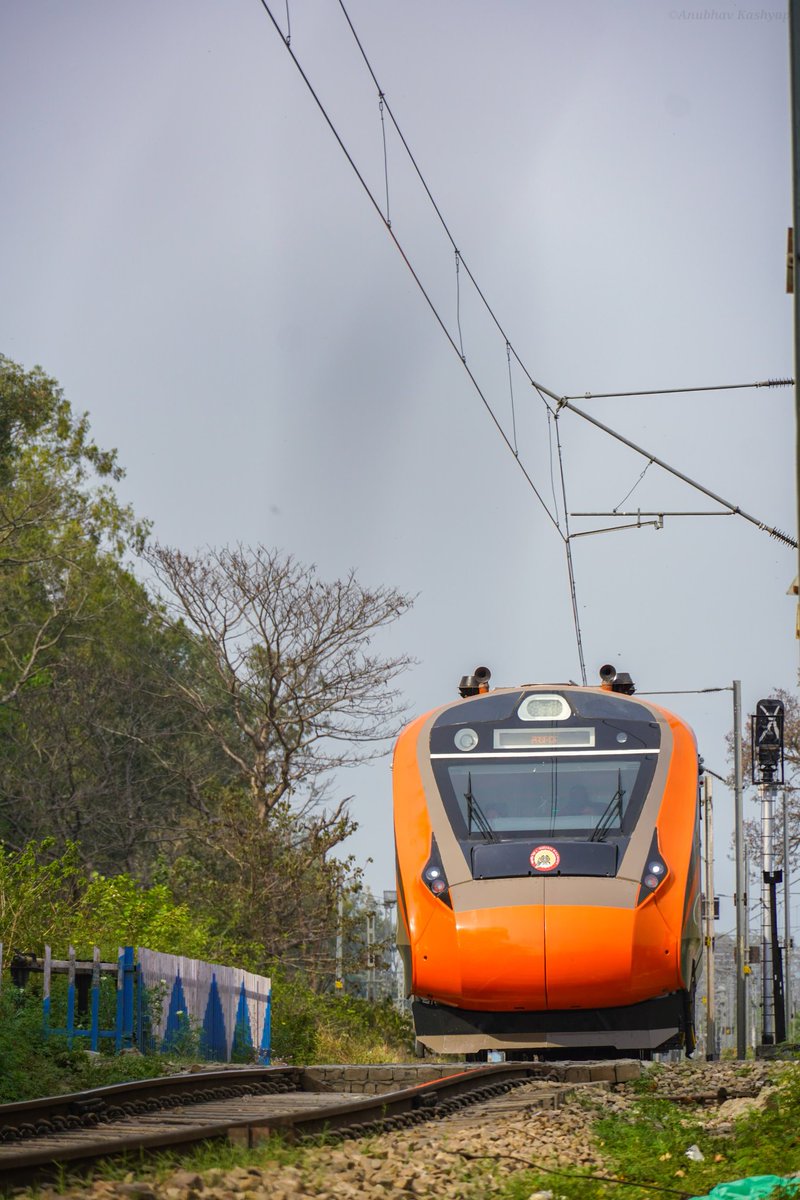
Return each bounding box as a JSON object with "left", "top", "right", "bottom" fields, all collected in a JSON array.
[{"left": 412, "top": 887, "right": 680, "bottom": 1013}]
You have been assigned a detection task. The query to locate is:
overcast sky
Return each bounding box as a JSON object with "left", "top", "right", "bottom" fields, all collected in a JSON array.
[{"left": 1, "top": 0, "right": 797, "bottom": 933}]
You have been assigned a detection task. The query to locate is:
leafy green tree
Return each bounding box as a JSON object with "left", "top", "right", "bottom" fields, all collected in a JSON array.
[
  {"left": 0, "top": 840, "right": 214, "bottom": 959},
  {"left": 0, "top": 356, "right": 147, "bottom": 707},
  {"left": 0, "top": 357, "right": 224, "bottom": 874},
  {"left": 0, "top": 563, "right": 229, "bottom": 874},
  {"left": 0, "top": 840, "right": 84, "bottom": 953},
  {"left": 78, "top": 871, "right": 215, "bottom": 958},
  {"left": 0, "top": 358, "right": 414, "bottom": 991}
]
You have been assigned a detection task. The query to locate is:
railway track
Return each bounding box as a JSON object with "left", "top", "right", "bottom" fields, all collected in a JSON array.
[
  {"left": 1, "top": 1060, "right": 786, "bottom": 1190},
  {"left": 0, "top": 1061, "right": 626, "bottom": 1188}
]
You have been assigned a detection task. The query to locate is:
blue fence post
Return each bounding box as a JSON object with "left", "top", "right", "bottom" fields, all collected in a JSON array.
[
  {"left": 121, "top": 947, "right": 135, "bottom": 1048},
  {"left": 115, "top": 947, "right": 124, "bottom": 1051},
  {"left": 259, "top": 991, "right": 271, "bottom": 1065},
  {"left": 135, "top": 960, "right": 145, "bottom": 1053}
]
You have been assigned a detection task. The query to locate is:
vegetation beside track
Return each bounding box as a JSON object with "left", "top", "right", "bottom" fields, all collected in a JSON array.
[
  {"left": 497, "top": 1061, "right": 800, "bottom": 1200},
  {"left": 23, "top": 1062, "right": 798, "bottom": 1200},
  {"left": 0, "top": 988, "right": 172, "bottom": 1103},
  {"left": 270, "top": 976, "right": 414, "bottom": 1065},
  {"left": 0, "top": 979, "right": 414, "bottom": 1104}
]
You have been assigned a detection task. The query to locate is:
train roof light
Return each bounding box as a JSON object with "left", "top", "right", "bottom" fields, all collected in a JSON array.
[
  {"left": 458, "top": 665, "right": 492, "bottom": 697},
  {"left": 599, "top": 664, "right": 636, "bottom": 695},
  {"left": 518, "top": 694, "right": 571, "bottom": 721}
]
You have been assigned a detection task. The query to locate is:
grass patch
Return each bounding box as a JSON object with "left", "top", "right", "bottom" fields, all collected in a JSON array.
[
  {"left": 51, "top": 1133, "right": 319, "bottom": 1195},
  {"left": 0, "top": 988, "right": 173, "bottom": 1103},
  {"left": 269, "top": 978, "right": 414, "bottom": 1064},
  {"left": 493, "top": 1066, "right": 800, "bottom": 1200}
]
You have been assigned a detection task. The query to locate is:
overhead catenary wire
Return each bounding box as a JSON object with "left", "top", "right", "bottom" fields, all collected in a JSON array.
[
  {"left": 613, "top": 459, "right": 653, "bottom": 512},
  {"left": 254, "top": 0, "right": 563, "bottom": 537},
  {"left": 506, "top": 341, "right": 518, "bottom": 456},
  {"left": 334, "top": 0, "right": 558, "bottom": 405},
  {"left": 638, "top": 687, "right": 733, "bottom": 694},
  {"left": 572, "top": 511, "right": 736, "bottom": 517},
  {"left": 455, "top": 250, "right": 466, "bottom": 361},
  {"left": 255, "top": 0, "right": 796, "bottom": 682},
  {"left": 378, "top": 92, "right": 390, "bottom": 226},
  {"left": 334, "top": 0, "right": 796, "bottom": 438},
  {"left": 332, "top": 0, "right": 797, "bottom": 552}
]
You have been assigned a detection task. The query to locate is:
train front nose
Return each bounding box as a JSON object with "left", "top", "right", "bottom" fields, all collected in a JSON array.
[
  {"left": 442, "top": 885, "right": 679, "bottom": 1012},
  {"left": 543, "top": 903, "right": 678, "bottom": 1008},
  {"left": 453, "top": 902, "right": 547, "bottom": 1009}
]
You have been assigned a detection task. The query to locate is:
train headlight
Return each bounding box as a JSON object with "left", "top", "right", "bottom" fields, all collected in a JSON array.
[
  {"left": 422, "top": 837, "right": 451, "bottom": 907},
  {"left": 454, "top": 727, "right": 479, "bottom": 752},
  {"left": 637, "top": 832, "right": 668, "bottom": 903}
]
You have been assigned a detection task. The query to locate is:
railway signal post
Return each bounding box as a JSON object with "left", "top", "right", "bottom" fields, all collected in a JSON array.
[
  {"left": 734, "top": 680, "right": 748, "bottom": 1058},
  {"left": 752, "top": 698, "right": 786, "bottom": 1045},
  {"left": 784, "top": 791, "right": 793, "bottom": 1035}
]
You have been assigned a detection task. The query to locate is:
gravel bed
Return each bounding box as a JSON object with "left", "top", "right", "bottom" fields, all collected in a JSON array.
[{"left": 22, "top": 1061, "right": 794, "bottom": 1200}]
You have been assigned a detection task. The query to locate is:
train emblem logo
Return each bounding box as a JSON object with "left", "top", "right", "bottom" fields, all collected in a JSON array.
[{"left": 530, "top": 844, "right": 560, "bottom": 872}]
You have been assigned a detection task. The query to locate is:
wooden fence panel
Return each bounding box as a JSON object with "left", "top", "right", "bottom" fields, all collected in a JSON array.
[{"left": 137, "top": 948, "right": 271, "bottom": 1062}]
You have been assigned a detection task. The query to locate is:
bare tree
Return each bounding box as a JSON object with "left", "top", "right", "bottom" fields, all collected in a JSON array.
[{"left": 146, "top": 545, "right": 414, "bottom": 817}]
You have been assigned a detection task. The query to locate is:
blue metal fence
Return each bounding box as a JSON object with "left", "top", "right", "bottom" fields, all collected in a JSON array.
[{"left": 0, "top": 943, "right": 271, "bottom": 1062}]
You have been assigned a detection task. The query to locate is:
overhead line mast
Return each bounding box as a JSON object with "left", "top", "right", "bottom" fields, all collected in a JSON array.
[{"left": 789, "top": 0, "right": 800, "bottom": 632}]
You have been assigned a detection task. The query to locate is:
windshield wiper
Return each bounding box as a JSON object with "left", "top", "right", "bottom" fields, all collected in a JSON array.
[
  {"left": 464, "top": 772, "right": 497, "bottom": 842},
  {"left": 589, "top": 773, "right": 625, "bottom": 842}
]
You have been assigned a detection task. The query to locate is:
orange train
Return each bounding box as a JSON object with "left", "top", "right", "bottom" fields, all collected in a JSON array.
[{"left": 392, "top": 665, "right": 702, "bottom": 1057}]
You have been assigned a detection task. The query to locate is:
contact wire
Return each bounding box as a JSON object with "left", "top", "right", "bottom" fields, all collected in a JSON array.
[{"left": 255, "top": 0, "right": 563, "bottom": 535}]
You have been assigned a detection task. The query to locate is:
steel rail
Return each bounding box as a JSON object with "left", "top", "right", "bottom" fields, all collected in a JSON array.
[
  {"left": 0, "top": 1063, "right": 564, "bottom": 1188},
  {"left": 0, "top": 1067, "right": 299, "bottom": 1137}
]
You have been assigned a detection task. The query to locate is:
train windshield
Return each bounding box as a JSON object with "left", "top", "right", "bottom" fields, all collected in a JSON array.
[{"left": 440, "top": 755, "right": 655, "bottom": 840}]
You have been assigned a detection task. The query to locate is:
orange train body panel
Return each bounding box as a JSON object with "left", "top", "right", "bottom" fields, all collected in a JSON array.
[
  {"left": 409, "top": 886, "right": 679, "bottom": 1011},
  {"left": 393, "top": 678, "right": 702, "bottom": 1055}
]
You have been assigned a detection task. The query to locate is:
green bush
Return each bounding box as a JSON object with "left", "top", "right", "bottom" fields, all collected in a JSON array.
[
  {"left": 0, "top": 839, "right": 216, "bottom": 960},
  {"left": 0, "top": 986, "right": 170, "bottom": 1102},
  {"left": 268, "top": 971, "right": 414, "bottom": 1064},
  {"left": 269, "top": 973, "right": 322, "bottom": 1063}
]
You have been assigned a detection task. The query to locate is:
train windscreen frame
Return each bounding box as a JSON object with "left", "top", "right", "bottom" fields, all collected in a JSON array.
[{"left": 432, "top": 753, "right": 658, "bottom": 842}]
